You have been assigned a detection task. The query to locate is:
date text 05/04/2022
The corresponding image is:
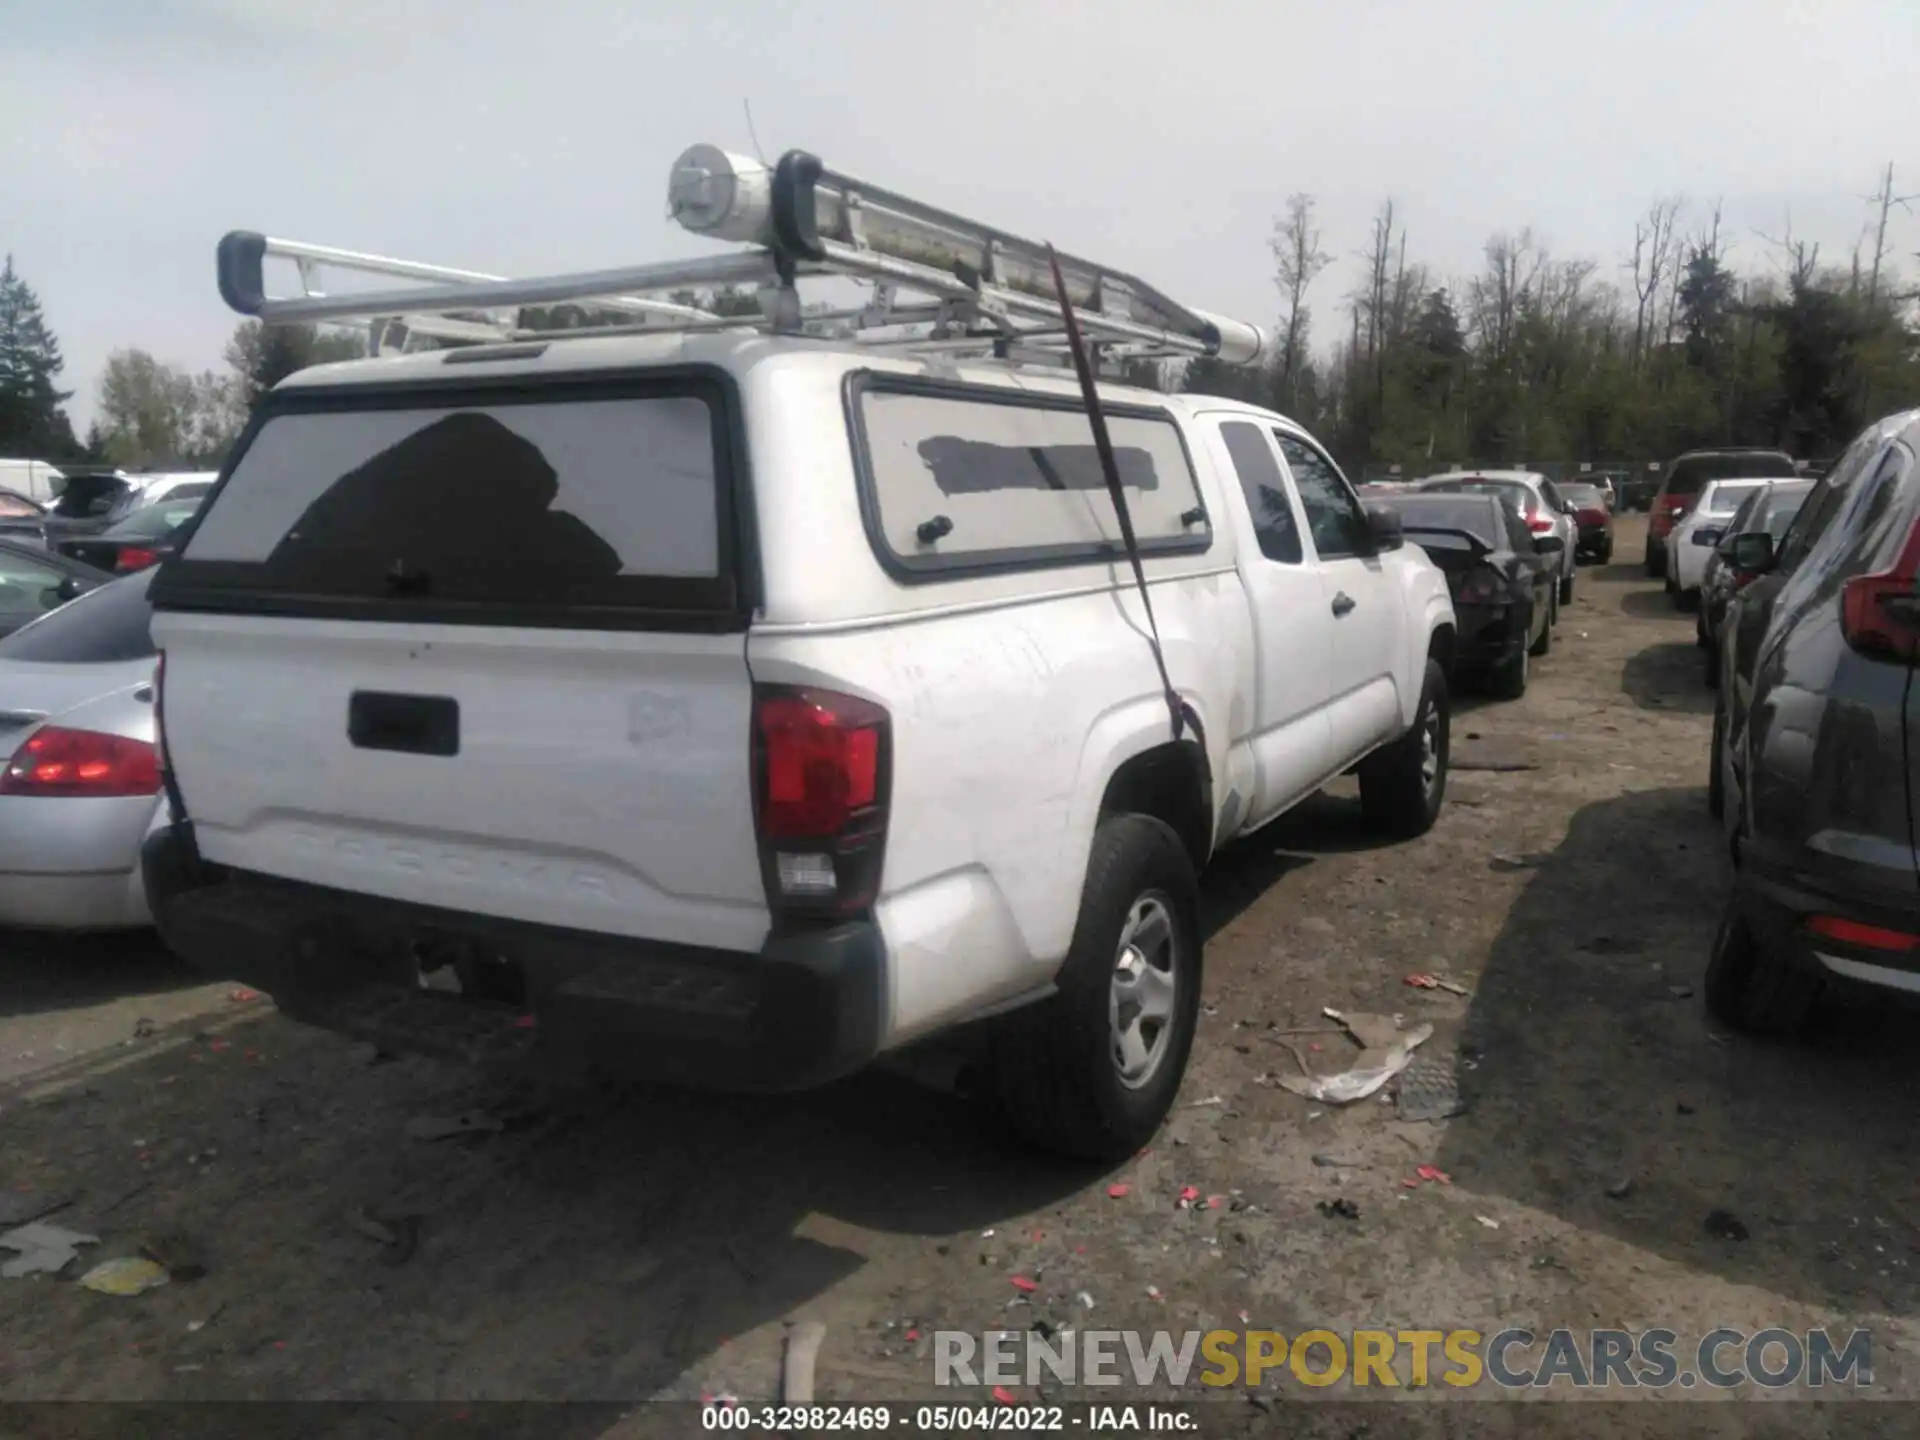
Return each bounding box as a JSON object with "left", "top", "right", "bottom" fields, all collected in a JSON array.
[{"left": 701, "top": 1402, "right": 1197, "bottom": 1431}]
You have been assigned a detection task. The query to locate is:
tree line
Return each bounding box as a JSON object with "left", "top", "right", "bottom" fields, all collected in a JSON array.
[
  {"left": 3, "top": 167, "right": 1917, "bottom": 474},
  {"left": 1176, "top": 166, "right": 1920, "bottom": 472}
]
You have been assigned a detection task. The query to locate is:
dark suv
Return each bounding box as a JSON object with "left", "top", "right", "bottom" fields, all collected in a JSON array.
[
  {"left": 1707, "top": 410, "right": 1920, "bottom": 1032},
  {"left": 1644, "top": 448, "right": 1798, "bottom": 577}
]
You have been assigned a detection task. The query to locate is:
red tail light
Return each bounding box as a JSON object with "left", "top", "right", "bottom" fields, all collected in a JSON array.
[
  {"left": 1455, "top": 564, "right": 1505, "bottom": 604},
  {"left": 115, "top": 546, "right": 160, "bottom": 572},
  {"left": 1, "top": 726, "right": 161, "bottom": 797},
  {"left": 1525, "top": 514, "right": 1554, "bottom": 534},
  {"left": 752, "top": 684, "right": 890, "bottom": 917},
  {"left": 1840, "top": 513, "right": 1920, "bottom": 660},
  {"left": 1577, "top": 507, "right": 1608, "bottom": 526}
]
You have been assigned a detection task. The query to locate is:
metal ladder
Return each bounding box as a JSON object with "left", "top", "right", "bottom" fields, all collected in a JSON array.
[{"left": 215, "top": 141, "right": 1271, "bottom": 370}]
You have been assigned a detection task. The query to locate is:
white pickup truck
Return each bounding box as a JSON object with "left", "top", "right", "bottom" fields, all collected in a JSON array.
[{"left": 144, "top": 151, "right": 1456, "bottom": 1160}]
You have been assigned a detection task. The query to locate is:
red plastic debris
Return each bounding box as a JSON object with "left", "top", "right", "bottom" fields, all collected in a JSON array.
[
  {"left": 1178, "top": 1185, "right": 1201, "bottom": 1204},
  {"left": 1417, "top": 1165, "right": 1452, "bottom": 1185},
  {"left": 1405, "top": 973, "right": 1440, "bottom": 989},
  {"left": 1401, "top": 1177, "right": 1421, "bottom": 1189},
  {"left": 1207, "top": 1195, "right": 1227, "bottom": 1210},
  {"left": 208, "top": 1040, "right": 231, "bottom": 1053},
  {"left": 1073, "top": 1246, "right": 1086, "bottom": 1255},
  {"left": 905, "top": 1327, "right": 921, "bottom": 1342},
  {"left": 512, "top": 1015, "right": 536, "bottom": 1029},
  {"left": 228, "top": 988, "right": 259, "bottom": 1003},
  {"left": 1107, "top": 1183, "right": 1131, "bottom": 1198},
  {"left": 992, "top": 1387, "right": 1018, "bottom": 1406},
  {"left": 1030, "top": 1229, "right": 1045, "bottom": 1242},
  {"left": 1009, "top": 1275, "right": 1038, "bottom": 1293},
  {"left": 272, "top": 1341, "right": 287, "bottom": 1350}
]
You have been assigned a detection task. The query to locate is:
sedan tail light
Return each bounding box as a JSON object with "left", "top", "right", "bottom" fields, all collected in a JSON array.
[
  {"left": 0, "top": 726, "right": 161, "bottom": 797},
  {"left": 1525, "top": 514, "right": 1555, "bottom": 535},
  {"left": 1455, "top": 564, "right": 1506, "bottom": 604},
  {"left": 114, "top": 546, "right": 160, "bottom": 572},
  {"left": 1577, "top": 507, "right": 1608, "bottom": 526},
  {"left": 751, "top": 684, "right": 891, "bottom": 918}
]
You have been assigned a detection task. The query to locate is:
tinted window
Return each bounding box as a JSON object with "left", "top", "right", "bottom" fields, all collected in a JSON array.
[
  {"left": 1538, "top": 479, "right": 1564, "bottom": 510},
  {"left": 1504, "top": 503, "right": 1536, "bottom": 555},
  {"left": 1218, "top": 423, "right": 1302, "bottom": 563},
  {"left": 167, "top": 481, "right": 213, "bottom": 501},
  {"left": 857, "top": 386, "right": 1206, "bottom": 571},
  {"left": 1275, "top": 433, "right": 1368, "bottom": 559},
  {"left": 0, "top": 570, "right": 154, "bottom": 662},
  {"left": 1701, "top": 482, "right": 1768, "bottom": 515},
  {"left": 1758, "top": 489, "right": 1811, "bottom": 541},
  {"left": 1559, "top": 484, "right": 1605, "bottom": 506},
  {"left": 1777, "top": 433, "right": 1881, "bottom": 571},
  {"left": 51, "top": 475, "right": 133, "bottom": 518},
  {"left": 1665, "top": 451, "right": 1797, "bottom": 496},
  {"left": 0, "top": 548, "right": 68, "bottom": 611},
  {"left": 177, "top": 390, "right": 727, "bottom": 608},
  {"left": 112, "top": 501, "right": 202, "bottom": 539},
  {"left": 1392, "top": 495, "right": 1505, "bottom": 549},
  {"left": 1420, "top": 478, "right": 1536, "bottom": 515}
]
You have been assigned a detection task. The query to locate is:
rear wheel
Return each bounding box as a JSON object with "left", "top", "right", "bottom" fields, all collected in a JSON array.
[
  {"left": 1558, "top": 566, "right": 1575, "bottom": 606},
  {"left": 986, "top": 814, "right": 1202, "bottom": 1161},
  {"left": 1703, "top": 639, "right": 1719, "bottom": 688},
  {"left": 1489, "top": 641, "right": 1529, "bottom": 699},
  {"left": 1598, "top": 539, "right": 1613, "bottom": 565},
  {"left": 1677, "top": 586, "right": 1699, "bottom": 613},
  {"left": 1359, "top": 657, "right": 1449, "bottom": 838},
  {"left": 1645, "top": 538, "right": 1664, "bottom": 578},
  {"left": 1703, "top": 901, "right": 1820, "bottom": 1036},
  {"left": 1708, "top": 698, "right": 1727, "bottom": 818},
  {"left": 1528, "top": 603, "right": 1552, "bottom": 657}
]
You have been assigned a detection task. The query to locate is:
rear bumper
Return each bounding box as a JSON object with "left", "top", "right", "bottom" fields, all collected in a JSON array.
[
  {"left": 0, "top": 868, "right": 149, "bottom": 931},
  {"left": 1451, "top": 603, "right": 1524, "bottom": 668},
  {"left": 142, "top": 825, "right": 886, "bottom": 1091},
  {"left": 1734, "top": 841, "right": 1920, "bottom": 997},
  {"left": 1575, "top": 524, "right": 1611, "bottom": 556}
]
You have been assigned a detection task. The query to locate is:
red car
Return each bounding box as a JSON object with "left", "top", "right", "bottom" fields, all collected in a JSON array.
[{"left": 1643, "top": 449, "right": 1797, "bottom": 578}]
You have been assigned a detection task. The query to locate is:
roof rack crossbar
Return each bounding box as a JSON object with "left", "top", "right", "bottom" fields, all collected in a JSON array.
[{"left": 214, "top": 140, "right": 1271, "bottom": 369}]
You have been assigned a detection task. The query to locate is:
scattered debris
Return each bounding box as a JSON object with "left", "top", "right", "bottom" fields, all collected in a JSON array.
[
  {"left": 1606, "top": 1178, "right": 1634, "bottom": 1201},
  {"left": 1316, "top": 1198, "right": 1360, "bottom": 1221},
  {"left": 228, "top": 988, "right": 260, "bottom": 1003},
  {"left": 347, "top": 1207, "right": 422, "bottom": 1266},
  {"left": 1145, "top": 1285, "right": 1164, "bottom": 1300},
  {"left": 1322, "top": 1007, "right": 1406, "bottom": 1051},
  {"left": 1666, "top": 985, "right": 1695, "bottom": 1000},
  {"left": 1186, "top": 1095, "right": 1224, "bottom": 1108},
  {"left": 1077, "top": 1291, "right": 1095, "bottom": 1310},
  {"left": 1, "top": 1222, "right": 99, "bottom": 1278},
  {"left": 0, "top": 1190, "right": 71, "bottom": 1228},
  {"left": 1676, "top": 1102, "right": 1696, "bottom": 1116},
  {"left": 992, "top": 1386, "right": 1019, "bottom": 1407},
  {"left": 1476, "top": 1215, "right": 1501, "bottom": 1230},
  {"left": 1105, "top": 1183, "right": 1130, "bottom": 1199},
  {"left": 1178, "top": 1186, "right": 1201, "bottom": 1207},
  {"left": 1705, "top": 1209, "right": 1750, "bottom": 1243},
  {"left": 1274, "top": 1024, "right": 1432, "bottom": 1104},
  {"left": 1416, "top": 1165, "right": 1452, "bottom": 1185},
  {"left": 1009, "top": 1275, "right": 1038, "bottom": 1294},
  {"left": 79, "top": 1256, "right": 171, "bottom": 1296},
  {"left": 404, "top": 1112, "right": 503, "bottom": 1142},
  {"left": 781, "top": 1320, "right": 827, "bottom": 1405},
  {"left": 187, "top": 1303, "right": 226, "bottom": 1334},
  {"left": 1489, "top": 853, "right": 1544, "bottom": 872},
  {"left": 1395, "top": 1052, "right": 1468, "bottom": 1122},
  {"left": 1452, "top": 758, "right": 1539, "bottom": 773},
  {"left": 132, "top": 1017, "right": 156, "bottom": 1040},
  {"left": 1311, "top": 1153, "right": 1363, "bottom": 1169},
  {"left": 140, "top": 1232, "right": 208, "bottom": 1282}
]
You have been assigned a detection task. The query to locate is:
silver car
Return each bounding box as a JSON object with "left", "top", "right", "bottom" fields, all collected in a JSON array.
[
  {"left": 1416, "top": 470, "right": 1579, "bottom": 605},
  {"left": 0, "top": 571, "right": 165, "bottom": 930}
]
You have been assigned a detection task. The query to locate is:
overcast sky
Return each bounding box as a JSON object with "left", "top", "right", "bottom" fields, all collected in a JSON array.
[{"left": 5, "top": 0, "right": 1917, "bottom": 432}]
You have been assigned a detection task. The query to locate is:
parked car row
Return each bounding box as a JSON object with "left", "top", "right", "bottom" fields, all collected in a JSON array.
[{"left": 1677, "top": 410, "right": 1920, "bottom": 1035}]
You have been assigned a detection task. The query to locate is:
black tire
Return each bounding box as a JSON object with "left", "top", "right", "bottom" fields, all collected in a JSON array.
[
  {"left": 1645, "top": 539, "right": 1664, "bottom": 578},
  {"left": 1489, "top": 642, "right": 1529, "bottom": 699},
  {"left": 1694, "top": 608, "right": 1710, "bottom": 649},
  {"left": 1703, "top": 639, "right": 1719, "bottom": 688},
  {"left": 1665, "top": 569, "right": 1679, "bottom": 601},
  {"left": 1708, "top": 699, "right": 1727, "bottom": 819},
  {"left": 1359, "top": 656, "right": 1449, "bottom": 839},
  {"left": 1558, "top": 567, "right": 1575, "bottom": 606},
  {"left": 1677, "top": 587, "right": 1699, "bottom": 614},
  {"left": 986, "top": 814, "right": 1202, "bottom": 1161},
  {"left": 1598, "top": 541, "right": 1613, "bottom": 565},
  {"left": 1528, "top": 604, "right": 1552, "bottom": 657},
  {"left": 1703, "top": 900, "right": 1820, "bottom": 1036}
]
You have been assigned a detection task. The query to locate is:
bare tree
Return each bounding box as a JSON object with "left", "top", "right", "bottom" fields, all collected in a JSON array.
[
  {"left": 1468, "top": 229, "right": 1544, "bottom": 365},
  {"left": 1627, "top": 197, "right": 1684, "bottom": 366},
  {"left": 1355, "top": 199, "right": 1399, "bottom": 397},
  {"left": 1865, "top": 163, "right": 1918, "bottom": 306},
  {"left": 1270, "top": 194, "right": 1331, "bottom": 410}
]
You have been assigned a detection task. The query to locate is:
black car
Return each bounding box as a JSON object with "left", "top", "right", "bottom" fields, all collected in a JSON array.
[
  {"left": 1393, "top": 492, "right": 1560, "bottom": 698},
  {"left": 56, "top": 496, "right": 204, "bottom": 574},
  {"left": 0, "top": 535, "right": 113, "bottom": 637},
  {"left": 38, "top": 467, "right": 143, "bottom": 543},
  {"left": 1708, "top": 408, "right": 1920, "bottom": 1033},
  {"left": 1696, "top": 479, "right": 1813, "bottom": 685}
]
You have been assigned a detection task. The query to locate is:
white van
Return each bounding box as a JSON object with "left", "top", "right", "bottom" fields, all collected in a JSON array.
[{"left": 0, "top": 459, "right": 67, "bottom": 505}]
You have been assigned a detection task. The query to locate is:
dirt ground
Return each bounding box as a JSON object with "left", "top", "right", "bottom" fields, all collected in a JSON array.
[{"left": 4, "top": 513, "right": 1919, "bottom": 1434}]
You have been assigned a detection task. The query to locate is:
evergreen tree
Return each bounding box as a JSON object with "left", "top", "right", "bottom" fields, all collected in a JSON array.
[{"left": 0, "top": 255, "right": 77, "bottom": 457}]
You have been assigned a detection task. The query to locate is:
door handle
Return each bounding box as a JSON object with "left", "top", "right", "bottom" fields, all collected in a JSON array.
[{"left": 1331, "top": 591, "right": 1356, "bottom": 617}]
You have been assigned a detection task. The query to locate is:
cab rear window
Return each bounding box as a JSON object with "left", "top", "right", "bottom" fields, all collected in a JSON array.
[{"left": 154, "top": 377, "right": 746, "bottom": 630}]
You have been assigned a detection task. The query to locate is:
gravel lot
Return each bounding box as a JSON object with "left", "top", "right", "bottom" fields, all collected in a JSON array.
[{"left": 3, "top": 514, "right": 1917, "bottom": 1434}]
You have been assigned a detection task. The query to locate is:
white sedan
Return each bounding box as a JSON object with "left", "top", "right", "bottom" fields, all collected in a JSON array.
[{"left": 1666, "top": 478, "right": 1772, "bottom": 606}]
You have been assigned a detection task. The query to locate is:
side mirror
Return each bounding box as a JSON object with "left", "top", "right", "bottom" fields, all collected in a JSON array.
[
  {"left": 1534, "top": 533, "right": 1566, "bottom": 555},
  {"left": 1728, "top": 531, "right": 1776, "bottom": 575},
  {"left": 51, "top": 575, "right": 91, "bottom": 604},
  {"left": 1363, "top": 504, "right": 1404, "bottom": 553}
]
